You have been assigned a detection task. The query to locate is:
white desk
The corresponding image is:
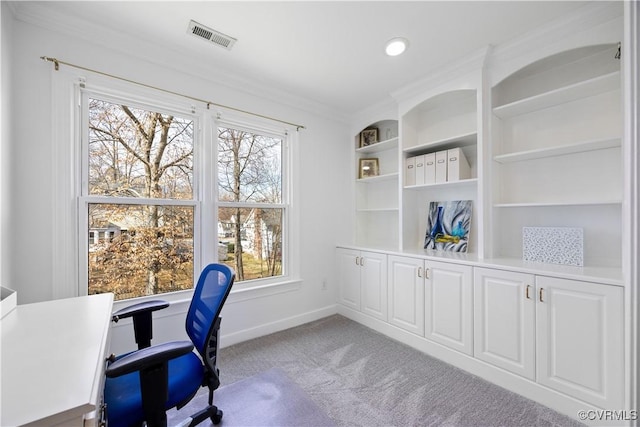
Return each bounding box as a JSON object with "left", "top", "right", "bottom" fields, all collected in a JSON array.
[{"left": 1, "top": 293, "right": 114, "bottom": 426}]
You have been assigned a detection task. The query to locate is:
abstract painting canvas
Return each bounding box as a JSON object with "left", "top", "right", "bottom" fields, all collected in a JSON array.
[{"left": 424, "top": 200, "right": 472, "bottom": 252}]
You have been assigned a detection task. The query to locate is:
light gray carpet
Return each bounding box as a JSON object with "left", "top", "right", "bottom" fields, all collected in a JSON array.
[
  {"left": 167, "top": 367, "right": 335, "bottom": 426},
  {"left": 175, "top": 315, "right": 585, "bottom": 427}
]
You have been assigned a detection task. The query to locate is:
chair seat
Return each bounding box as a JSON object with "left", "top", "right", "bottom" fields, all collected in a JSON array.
[{"left": 105, "top": 352, "right": 204, "bottom": 427}]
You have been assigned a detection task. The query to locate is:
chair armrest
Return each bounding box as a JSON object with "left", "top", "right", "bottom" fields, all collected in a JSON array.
[
  {"left": 112, "top": 300, "right": 170, "bottom": 349},
  {"left": 105, "top": 341, "right": 194, "bottom": 378},
  {"left": 112, "top": 300, "right": 169, "bottom": 322}
]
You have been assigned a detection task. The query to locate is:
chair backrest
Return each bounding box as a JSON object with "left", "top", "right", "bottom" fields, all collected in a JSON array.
[{"left": 185, "top": 263, "right": 235, "bottom": 369}]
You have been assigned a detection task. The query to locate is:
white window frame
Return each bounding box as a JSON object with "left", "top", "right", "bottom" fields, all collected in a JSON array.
[
  {"left": 77, "top": 84, "right": 207, "bottom": 300},
  {"left": 215, "top": 115, "right": 292, "bottom": 289},
  {"left": 50, "top": 68, "right": 300, "bottom": 303}
]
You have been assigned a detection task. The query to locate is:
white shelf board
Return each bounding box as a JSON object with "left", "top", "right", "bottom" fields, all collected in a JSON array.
[
  {"left": 493, "top": 71, "right": 620, "bottom": 119},
  {"left": 356, "top": 207, "right": 400, "bottom": 213},
  {"left": 404, "top": 178, "right": 478, "bottom": 190},
  {"left": 493, "top": 137, "right": 621, "bottom": 163},
  {"left": 494, "top": 200, "right": 622, "bottom": 208},
  {"left": 356, "top": 137, "right": 399, "bottom": 154},
  {"left": 403, "top": 131, "right": 477, "bottom": 155},
  {"left": 357, "top": 172, "right": 399, "bottom": 183}
]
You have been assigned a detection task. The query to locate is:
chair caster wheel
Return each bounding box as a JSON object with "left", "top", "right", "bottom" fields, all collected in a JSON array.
[{"left": 211, "top": 409, "right": 223, "bottom": 425}]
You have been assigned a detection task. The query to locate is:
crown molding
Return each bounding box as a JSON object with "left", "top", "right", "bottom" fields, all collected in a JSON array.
[{"left": 10, "top": 2, "right": 350, "bottom": 126}]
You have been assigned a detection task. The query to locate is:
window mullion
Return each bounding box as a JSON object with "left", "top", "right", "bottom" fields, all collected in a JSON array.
[
  {"left": 217, "top": 201, "right": 285, "bottom": 209},
  {"left": 82, "top": 195, "right": 197, "bottom": 207}
]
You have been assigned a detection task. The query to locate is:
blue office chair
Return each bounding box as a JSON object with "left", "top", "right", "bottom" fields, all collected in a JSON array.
[{"left": 104, "top": 263, "right": 235, "bottom": 427}]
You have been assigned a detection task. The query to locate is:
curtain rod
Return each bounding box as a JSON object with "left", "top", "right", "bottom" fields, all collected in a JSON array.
[{"left": 40, "top": 56, "right": 306, "bottom": 131}]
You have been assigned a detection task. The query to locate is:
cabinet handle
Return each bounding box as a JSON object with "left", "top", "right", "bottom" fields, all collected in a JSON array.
[
  {"left": 360, "top": 257, "right": 364, "bottom": 266},
  {"left": 525, "top": 285, "right": 531, "bottom": 299},
  {"left": 425, "top": 268, "right": 430, "bottom": 279},
  {"left": 355, "top": 256, "right": 360, "bottom": 266},
  {"left": 539, "top": 287, "right": 544, "bottom": 302},
  {"left": 417, "top": 267, "right": 423, "bottom": 278}
]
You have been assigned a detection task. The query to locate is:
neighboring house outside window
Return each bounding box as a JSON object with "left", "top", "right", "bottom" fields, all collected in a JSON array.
[
  {"left": 82, "top": 96, "right": 197, "bottom": 300},
  {"left": 217, "top": 125, "right": 288, "bottom": 283}
]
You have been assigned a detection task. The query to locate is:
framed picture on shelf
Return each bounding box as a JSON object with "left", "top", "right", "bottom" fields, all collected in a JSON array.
[
  {"left": 359, "top": 128, "right": 378, "bottom": 148},
  {"left": 358, "top": 158, "right": 379, "bottom": 179}
]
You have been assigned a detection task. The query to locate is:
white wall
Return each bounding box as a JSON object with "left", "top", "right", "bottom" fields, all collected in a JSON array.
[
  {"left": 1, "top": 2, "right": 14, "bottom": 290},
  {"left": 4, "top": 11, "right": 352, "bottom": 352}
]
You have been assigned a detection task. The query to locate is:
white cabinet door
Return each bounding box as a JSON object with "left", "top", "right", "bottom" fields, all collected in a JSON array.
[
  {"left": 425, "top": 261, "right": 473, "bottom": 355},
  {"left": 336, "top": 248, "right": 361, "bottom": 311},
  {"left": 474, "top": 268, "right": 535, "bottom": 380},
  {"left": 360, "top": 251, "right": 388, "bottom": 321},
  {"left": 388, "top": 255, "right": 424, "bottom": 336},
  {"left": 536, "top": 276, "right": 624, "bottom": 408}
]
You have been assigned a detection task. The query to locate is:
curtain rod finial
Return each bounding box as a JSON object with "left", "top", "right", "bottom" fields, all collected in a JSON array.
[{"left": 41, "top": 56, "right": 59, "bottom": 70}]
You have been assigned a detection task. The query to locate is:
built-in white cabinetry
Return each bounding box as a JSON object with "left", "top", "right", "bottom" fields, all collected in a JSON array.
[
  {"left": 473, "top": 268, "right": 535, "bottom": 379},
  {"left": 424, "top": 260, "right": 473, "bottom": 355},
  {"left": 339, "top": 4, "right": 632, "bottom": 423},
  {"left": 535, "top": 275, "right": 623, "bottom": 409},
  {"left": 387, "top": 255, "right": 473, "bottom": 355},
  {"left": 336, "top": 248, "right": 387, "bottom": 321},
  {"left": 337, "top": 248, "right": 362, "bottom": 311},
  {"left": 387, "top": 255, "right": 424, "bottom": 336},
  {"left": 354, "top": 120, "right": 399, "bottom": 249},
  {"left": 474, "top": 267, "right": 624, "bottom": 409},
  {"left": 491, "top": 44, "right": 622, "bottom": 269}
]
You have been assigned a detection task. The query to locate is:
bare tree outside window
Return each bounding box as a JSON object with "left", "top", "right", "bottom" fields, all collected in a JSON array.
[
  {"left": 86, "top": 98, "right": 195, "bottom": 299},
  {"left": 217, "top": 127, "right": 284, "bottom": 282}
]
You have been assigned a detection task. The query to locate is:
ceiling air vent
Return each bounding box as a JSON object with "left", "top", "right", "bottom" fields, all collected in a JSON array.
[{"left": 187, "top": 20, "right": 237, "bottom": 50}]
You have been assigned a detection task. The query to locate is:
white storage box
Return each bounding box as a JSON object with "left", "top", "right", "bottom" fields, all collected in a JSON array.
[
  {"left": 415, "top": 155, "right": 426, "bottom": 185},
  {"left": 435, "top": 150, "right": 448, "bottom": 183},
  {"left": 424, "top": 152, "right": 436, "bottom": 185},
  {"left": 405, "top": 156, "right": 416, "bottom": 186},
  {"left": 447, "top": 147, "right": 470, "bottom": 181}
]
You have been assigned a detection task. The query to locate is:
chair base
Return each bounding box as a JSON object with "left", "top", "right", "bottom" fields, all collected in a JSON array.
[{"left": 181, "top": 405, "right": 222, "bottom": 427}]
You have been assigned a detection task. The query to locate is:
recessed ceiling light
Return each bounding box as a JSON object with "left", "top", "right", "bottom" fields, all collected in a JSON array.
[{"left": 385, "top": 37, "right": 409, "bottom": 56}]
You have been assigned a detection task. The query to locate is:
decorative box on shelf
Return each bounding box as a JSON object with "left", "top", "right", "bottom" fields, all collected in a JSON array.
[{"left": 522, "top": 226, "right": 584, "bottom": 266}]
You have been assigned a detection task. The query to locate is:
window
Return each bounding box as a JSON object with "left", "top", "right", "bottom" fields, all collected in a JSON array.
[
  {"left": 82, "top": 95, "right": 198, "bottom": 300},
  {"left": 73, "top": 78, "right": 296, "bottom": 301},
  {"left": 217, "top": 125, "right": 288, "bottom": 283}
]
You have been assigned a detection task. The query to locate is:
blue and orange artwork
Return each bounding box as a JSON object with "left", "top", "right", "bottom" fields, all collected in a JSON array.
[{"left": 424, "top": 200, "right": 472, "bottom": 252}]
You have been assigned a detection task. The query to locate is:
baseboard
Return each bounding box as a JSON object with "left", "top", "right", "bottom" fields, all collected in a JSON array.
[
  {"left": 337, "top": 305, "right": 626, "bottom": 427},
  {"left": 221, "top": 304, "right": 339, "bottom": 347}
]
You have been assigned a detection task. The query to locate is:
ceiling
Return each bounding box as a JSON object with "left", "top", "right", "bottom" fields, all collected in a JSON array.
[{"left": 10, "top": 1, "right": 593, "bottom": 117}]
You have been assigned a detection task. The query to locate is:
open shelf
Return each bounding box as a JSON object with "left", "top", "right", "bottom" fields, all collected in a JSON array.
[
  {"left": 494, "top": 200, "right": 622, "bottom": 208},
  {"left": 403, "top": 132, "right": 477, "bottom": 156},
  {"left": 493, "top": 71, "right": 620, "bottom": 119},
  {"left": 357, "top": 172, "right": 399, "bottom": 183},
  {"left": 356, "top": 207, "right": 400, "bottom": 213},
  {"left": 404, "top": 178, "right": 478, "bottom": 191},
  {"left": 494, "top": 136, "right": 621, "bottom": 163},
  {"left": 356, "top": 137, "right": 399, "bottom": 154}
]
